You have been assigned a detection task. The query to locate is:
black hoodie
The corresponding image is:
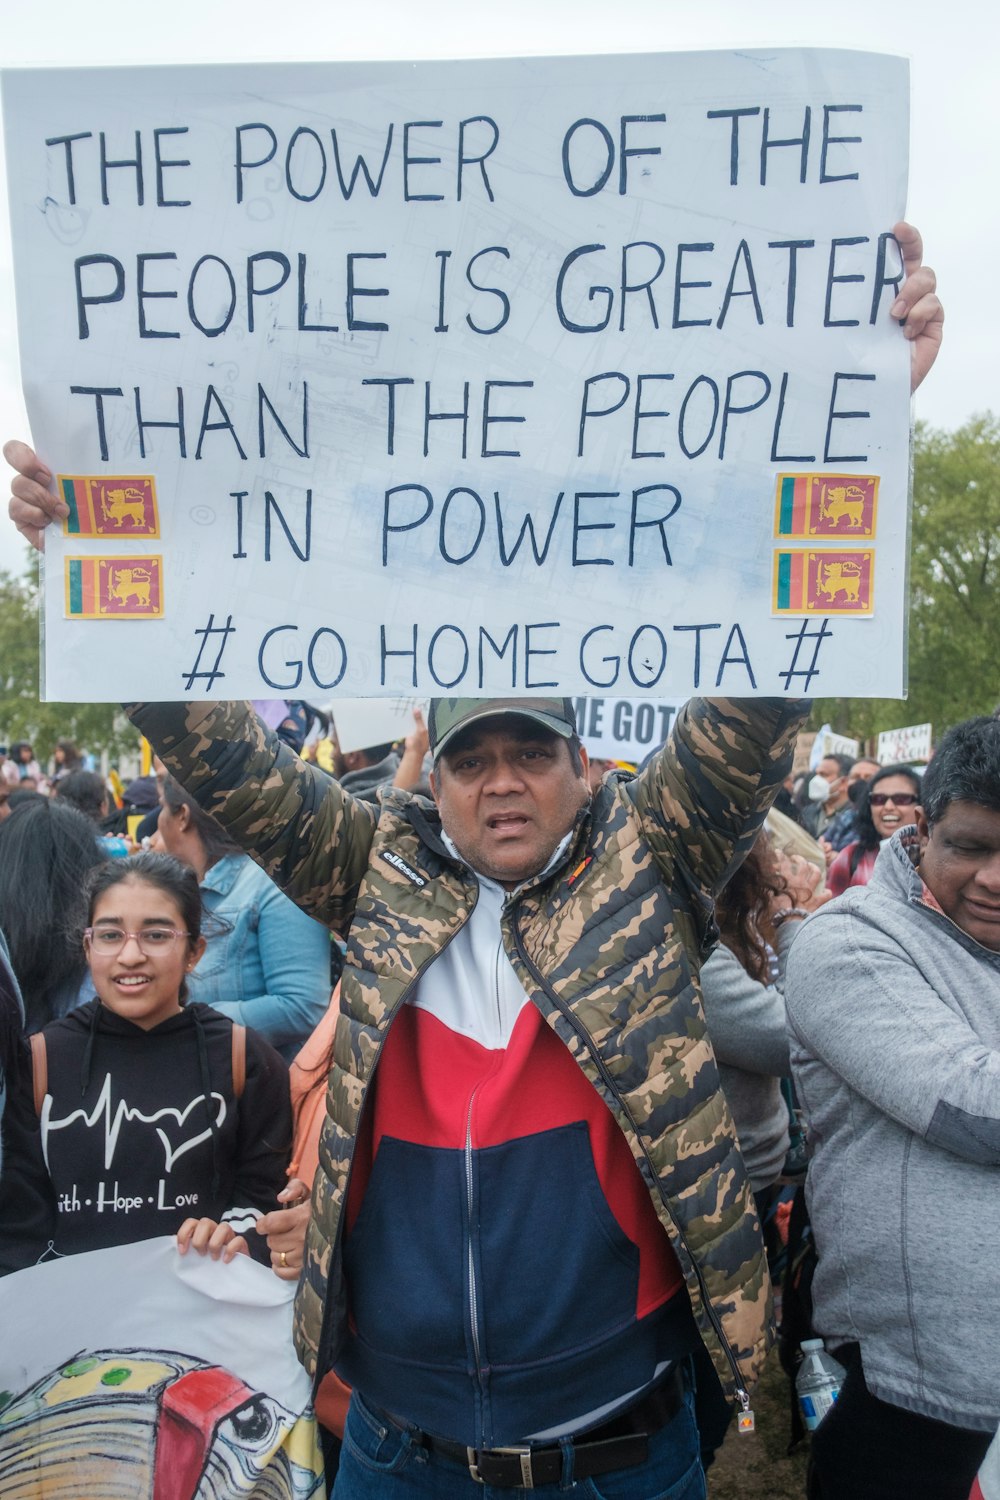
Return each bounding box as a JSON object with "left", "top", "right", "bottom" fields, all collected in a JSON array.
[{"left": 0, "top": 1000, "right": 290, "bottom": 1270}]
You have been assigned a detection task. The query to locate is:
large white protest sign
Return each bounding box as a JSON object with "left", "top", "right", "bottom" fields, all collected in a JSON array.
[
  {"left": 0, "top": 1238, "right": 324, "bottom": 1498},
  {"left": 3, "top": 51, "right": 910, "bottom": 702}
]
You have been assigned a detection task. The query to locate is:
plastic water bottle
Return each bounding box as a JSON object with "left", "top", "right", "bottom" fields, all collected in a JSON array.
[{"left": 796, "top": 1338, "right": 845, "bottom": 1432}]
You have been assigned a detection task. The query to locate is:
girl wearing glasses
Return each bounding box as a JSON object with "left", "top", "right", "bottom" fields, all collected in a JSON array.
[
  {"left": 827, "top": 765, "right": 923, "bottom": 896},
  {"left": 0, "top": 852, "right": 291, "bottom": 1272}
]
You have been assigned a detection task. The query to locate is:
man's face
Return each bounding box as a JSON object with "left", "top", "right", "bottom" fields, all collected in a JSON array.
[
  {"left": 917, "top": 802, "right": 1000, "bottom": 950},
  {"left": 817, "top": 758, "right": 848, "bottom": 808},
  {"left": 848, "top": 758, "right": 881, "bottom": 787},
  {"left": 153, "top": 755, "right": 168, "bottom": 803},
  {"left": 430, "top": 719, "right": 590, "bottom": 888},
  {"left": 588, "top": 758, "right": 613, "bottom": 792}
]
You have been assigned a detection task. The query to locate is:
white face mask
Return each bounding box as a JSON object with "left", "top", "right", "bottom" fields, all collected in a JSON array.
[{"left": 808, "top": 773, "right": 833, "bottom": 804}]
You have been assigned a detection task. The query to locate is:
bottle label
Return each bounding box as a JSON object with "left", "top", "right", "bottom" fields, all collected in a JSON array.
[{"left": 799, "top": 1386, "right": 840, "bottom": 1432}]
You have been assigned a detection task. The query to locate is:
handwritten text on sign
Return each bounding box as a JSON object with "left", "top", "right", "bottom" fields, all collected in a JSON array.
[{"left": 2, "top": 51, "right": 910, "bottom": 701}]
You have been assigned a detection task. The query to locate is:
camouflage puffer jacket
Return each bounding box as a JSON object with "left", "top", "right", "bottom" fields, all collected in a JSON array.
[{"left": 129, "top": 695, "right": 807, "bottom": 1406}]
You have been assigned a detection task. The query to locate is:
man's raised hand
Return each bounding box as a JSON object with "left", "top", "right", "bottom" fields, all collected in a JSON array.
[
  {"left": 891, "top": 222, "right": 943, "bottom": 393},
  {"left": 5, "top": 440, "right": 66, "bottom": 551}
]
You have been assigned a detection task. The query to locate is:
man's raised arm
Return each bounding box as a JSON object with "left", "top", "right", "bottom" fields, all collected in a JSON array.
[
  {"left": 128, "top": 699, "right": 377, "bottom": 931},
  {"left": 630, "top": 696, "right": 809, "bottom": 913}
]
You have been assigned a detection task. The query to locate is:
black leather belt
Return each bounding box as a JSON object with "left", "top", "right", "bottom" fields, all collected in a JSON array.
[{"left": 378, "top": 1364, "right": 684, "bottom": 1489}]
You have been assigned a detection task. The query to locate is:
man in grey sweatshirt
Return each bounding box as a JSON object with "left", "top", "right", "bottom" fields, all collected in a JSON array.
[{"left": 786, "top": 716, "right": 1000, "bottom": 1500}]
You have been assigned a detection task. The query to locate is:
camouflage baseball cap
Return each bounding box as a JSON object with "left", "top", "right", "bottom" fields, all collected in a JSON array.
[{"left": 428, "top": 698, "right": 577, "bottom": 763}]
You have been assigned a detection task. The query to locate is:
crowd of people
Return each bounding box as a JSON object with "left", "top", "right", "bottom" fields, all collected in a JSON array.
[{"left": 1, "top": 223, "right": 995, "bottom": 1500}]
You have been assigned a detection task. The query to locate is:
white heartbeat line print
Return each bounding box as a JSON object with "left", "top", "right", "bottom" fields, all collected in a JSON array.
[{"left": 41, "top": 1073, "right": 228, "bottom": 1172}]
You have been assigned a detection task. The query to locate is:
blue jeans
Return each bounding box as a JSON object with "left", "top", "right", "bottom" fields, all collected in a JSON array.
[{"left": 333, "top": 1378, "right": 707, "bottom": 1499}]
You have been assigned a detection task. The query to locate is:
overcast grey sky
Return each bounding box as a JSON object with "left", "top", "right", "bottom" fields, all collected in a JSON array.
[{"left": 1, "top": 0, "right": 994, "bottom": 576}]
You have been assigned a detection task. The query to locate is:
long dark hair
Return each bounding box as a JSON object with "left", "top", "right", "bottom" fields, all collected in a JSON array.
[
  {"left": 716, "top": 834, "right": 787, "bottom": 984},
  {"left": 55, "top": 769, "right": 107, "bottom": 823},
  {"left": 0, "top": 929, "right": 25, "bottom": 1106},
  {"left": 53, "top": 738, "right": 82, "bottom": 772},
  {"left": 0, "top": 799, "right": 111, "bottom": 1030},
  {"left": 852, "top": 764, "right": 923, "bottom": 863},
  {"left": 161, "top": 777, "right": 241, "bottom": 865}
]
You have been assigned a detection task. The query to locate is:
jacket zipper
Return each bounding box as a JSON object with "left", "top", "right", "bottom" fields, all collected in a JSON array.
[
  {"left": 464, "top": 941, "right": 514, "bottom": 1410},
  {"left": 494, "top": 940, "right": 504, "bottom": 1035},
  {"left": 465, "top": 1088, "right": 484, "bottom": 1388},
  {"left": 312, "top": 879, "right": 481, "bottom": 1397},
  {"left": 509, "top": 910, "right": 752, "bottom": 1412}
]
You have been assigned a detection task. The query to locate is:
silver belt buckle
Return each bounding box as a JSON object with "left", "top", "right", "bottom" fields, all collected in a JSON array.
[{"left": 467, "top": 1444, "right": 535, "bottom": 1488}]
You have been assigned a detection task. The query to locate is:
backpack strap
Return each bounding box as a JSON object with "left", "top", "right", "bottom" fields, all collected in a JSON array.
[
  {"left": 29, "top": 1032, "right": 48, "bottom": 1116},
  {"left": 231, "top": 1023, "right": 246, "bottom": 1100},
  {"left": 31, "top": 1024, "right": 248, "bottom": 1110}
]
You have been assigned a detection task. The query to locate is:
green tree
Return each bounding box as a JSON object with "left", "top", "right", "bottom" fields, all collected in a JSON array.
[
  {"left": 812, "top": 415, "right": 1000, "bottom": 744},
  {"left": 0, "top": 556, "right": 133, "bottom": 761}
]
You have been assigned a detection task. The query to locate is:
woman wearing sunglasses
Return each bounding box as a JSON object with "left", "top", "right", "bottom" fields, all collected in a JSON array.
[
  {"left": 827, "top": 765, "right": 923, "bottom": 896},
  {"left": 0, "top": 852, "right": 291, "bottom": 1272}
]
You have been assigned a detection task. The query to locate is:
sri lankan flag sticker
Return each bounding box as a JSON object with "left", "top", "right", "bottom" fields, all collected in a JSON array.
[
  {"left": 65, "top": 556, "right": 164, "bottom": 620},
  {"left": 774, "top": 550, "right": 874, "bottom": 615},
  {"left": 774, "top": 473, "right": 878, "bottom": 539},
  {"left": 59, "top": 475, "right": 159, "bottom": 538}
]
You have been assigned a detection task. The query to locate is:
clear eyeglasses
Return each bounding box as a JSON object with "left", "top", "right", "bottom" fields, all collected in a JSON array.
[{"left": 84, "top": 926, "right": 192, "bottom": 956}]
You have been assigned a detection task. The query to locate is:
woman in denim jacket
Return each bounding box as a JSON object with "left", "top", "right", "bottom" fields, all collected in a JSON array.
[{"left": 158, "top": 778, "right": 331, "bottom": 1059}]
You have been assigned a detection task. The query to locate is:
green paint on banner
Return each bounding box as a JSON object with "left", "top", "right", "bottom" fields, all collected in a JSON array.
[
  {"left": 63, "top": 479, "right": 81, "bottom": 534},
  {"left": 68, "top": 559, "right": 82, "bottom": 616}
]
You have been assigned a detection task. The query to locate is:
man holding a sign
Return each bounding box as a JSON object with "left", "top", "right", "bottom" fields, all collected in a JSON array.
[
  {"left": 4, "top": 43, "right": 943, "bottom": 1497},
  {"left": 113, "top": 690, "right": 806, "bottom": 1498}
]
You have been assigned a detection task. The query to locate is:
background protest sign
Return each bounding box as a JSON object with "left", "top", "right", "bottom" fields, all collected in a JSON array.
[
  {"left": 0, "top": 1237, "right": 323, "bottom": 1498},
  {"left": 329, "top": 695, "right": 425, "bottom": 755},
  {"left": 574, "top": 696, "right": 682, "bottom": 763},
  {"left": 321, "top": 693, "right": 677, "bottom": 761},
  {"left": 3, "top": 51, "right": 909, "bottom": 702},
  {"left": 877, "top": 720, "right": 932, "bottom": 763},
  {"left": 811, "top": 722, "right": 861, "bottom": 763}
]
